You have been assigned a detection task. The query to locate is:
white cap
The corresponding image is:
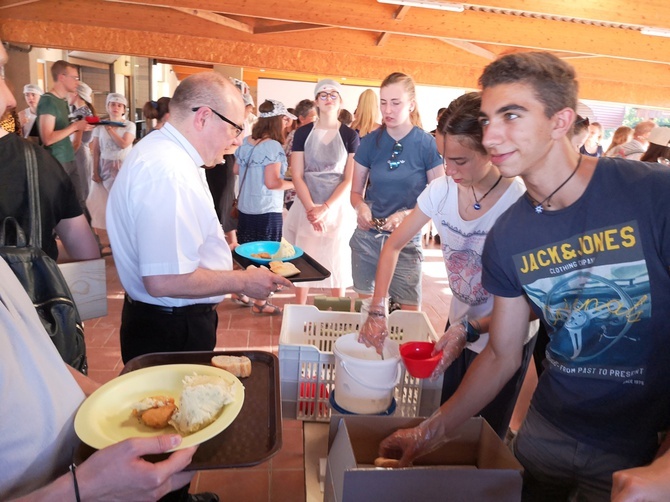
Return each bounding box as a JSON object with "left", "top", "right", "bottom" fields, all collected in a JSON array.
[
  {"left": 314, "top": 79, "right": 342, "bottom": 97},
  {"left": 648, "top": 126, "right": 670, "bottom": 147},
  {"left": 23, "top": 84, "right": 43, "bottom": 95},
  {"left": 106, "top": 92, "right": 128, "bottom": 107},
  {"left": 76, "top": 82, "right": 93, "bottom": 103},
  {"left": 243, "top": 93, "right": 255, "bottom": 107},
  {"left": 258, "top": 99, "right": 297, "bottom": 120}
]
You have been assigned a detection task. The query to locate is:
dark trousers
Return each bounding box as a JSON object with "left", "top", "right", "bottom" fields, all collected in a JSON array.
[
  {"left": 120, "top": 296, "right": 218, "bottom": 364},
  {"left": 440, "top": 325, "right": 537, "bottom": 439}
]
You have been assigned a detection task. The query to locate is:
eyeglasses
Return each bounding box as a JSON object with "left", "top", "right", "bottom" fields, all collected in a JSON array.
[
  {"left": 62, "top": 73, "right": 80, "bottom": 81},
  {"left": 317, "top": 92, "right": 339, "bottom": 101},
  {"left": 192, "top": 106, "right": 244, "bottom": 137},
  {"left": 388, "top": 141, "right": 403, "bottom": 170}
]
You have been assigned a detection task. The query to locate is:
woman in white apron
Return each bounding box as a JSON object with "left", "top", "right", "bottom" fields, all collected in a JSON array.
[{"left": 283, "top": 79, "right": 360, "bottom": 303}]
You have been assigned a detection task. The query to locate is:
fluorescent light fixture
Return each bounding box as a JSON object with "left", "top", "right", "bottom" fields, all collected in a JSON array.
[
  {"left": 640, "top": 27, "right": 670, "bottom": 38},
  {"left": 377, "top": 0, "right": 465, "bottom": 13}
]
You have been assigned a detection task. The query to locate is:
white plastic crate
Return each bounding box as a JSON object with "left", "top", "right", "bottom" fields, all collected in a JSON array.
[{"left": 279, "top": 305, "right": 444, "bottom": 422}]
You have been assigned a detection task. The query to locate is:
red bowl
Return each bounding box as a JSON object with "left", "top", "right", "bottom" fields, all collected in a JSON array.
[{"left": 400, "top": 341, "right": 442, "bottom": 379}]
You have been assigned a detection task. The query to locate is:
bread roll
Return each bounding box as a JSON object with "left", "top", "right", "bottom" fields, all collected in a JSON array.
[
  {"left": 374, "top": 457, "right": 401, "bottom": 468},
  {"left": 211, "top": 355, "right": 252, "bottom": 378}
]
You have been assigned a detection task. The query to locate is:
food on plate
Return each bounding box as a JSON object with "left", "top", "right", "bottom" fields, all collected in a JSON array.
[
  {"left": 211, "top": 355, "right": 252, "bottom": 378},
  {"left": 268, "top": 260, "right": 300, "bottom": 278},
  {"left": 271, "top": 237, "right": 296, "bottom": 260},
  {"left": 131, "top": 396, "right": 176, "bottom": 429},
  {"left": 374, "top": 457, "right": 401, "bottom": 468},
  {"left": 169, "top": 374, "right": 236, "bottom": 435},
  {"left": 251, "top": 252, "right": 272, "bottom": 259}
]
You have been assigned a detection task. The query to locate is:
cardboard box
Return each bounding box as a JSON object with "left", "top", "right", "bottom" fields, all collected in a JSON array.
[
  {"left": 325, "top": 416, "right": 523, "bottom": 502},
  {"left": 58, "top": 258, "right": 107, "bottom": 320}
]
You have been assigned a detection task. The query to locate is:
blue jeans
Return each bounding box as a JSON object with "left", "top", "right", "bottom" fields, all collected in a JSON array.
[{"left": 513, "top": 406, "right": 653, "bottom": 502}]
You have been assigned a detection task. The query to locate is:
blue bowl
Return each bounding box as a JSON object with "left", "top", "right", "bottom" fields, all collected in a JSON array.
[{"left": 235, "top": 241, "right": 304, "bottom": 264}]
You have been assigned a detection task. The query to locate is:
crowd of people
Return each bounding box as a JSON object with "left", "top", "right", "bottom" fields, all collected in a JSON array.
[{"left": 3, "top": 36, "right": 670, "bottom": 502}]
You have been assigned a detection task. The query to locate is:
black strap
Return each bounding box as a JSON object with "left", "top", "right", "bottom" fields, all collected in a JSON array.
[
  {"left": 22, "top": 141, "right": 41, "bottom": 249},
  {"left": 236, "top": 140, "right": 262, "bottom": 202}
]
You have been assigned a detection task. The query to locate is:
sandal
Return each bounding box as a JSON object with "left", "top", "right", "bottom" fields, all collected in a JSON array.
[
  {"left": 231, "top": 294, "right": 252, "bottom": 307},
  {"left": 251, "top": 301, "right": 282, "bottom": 316}
]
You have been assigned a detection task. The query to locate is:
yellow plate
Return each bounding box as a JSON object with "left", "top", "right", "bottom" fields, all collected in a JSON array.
[{"left": 74, "top": 364, "right": 245, "bottom": 451}]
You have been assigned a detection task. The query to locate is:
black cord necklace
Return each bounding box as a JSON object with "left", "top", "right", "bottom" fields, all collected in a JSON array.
[
  {"left": 471, "top": 174, "right": 503, "bottom": 210},
  {"left": 528, "top": 155, "right": 583, "bottom": 214}
]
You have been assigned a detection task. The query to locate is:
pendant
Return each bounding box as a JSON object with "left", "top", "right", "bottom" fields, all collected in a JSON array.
[
  {"left": 535, "top": 205, "right": 544, "bottom": 214},
  {"left": 473, "top": 203, "right": 481, "bottom": 210}
]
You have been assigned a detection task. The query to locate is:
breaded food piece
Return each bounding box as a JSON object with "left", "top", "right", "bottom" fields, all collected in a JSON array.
[
  {"left": 131, "top": 396, "right": 176, "bottom": 429},
  {"left": 251, "top": 252, "right": 272, "bottom": 259},
  {"left": 211, "top": 355, "right": 252, "bottom": 378}
]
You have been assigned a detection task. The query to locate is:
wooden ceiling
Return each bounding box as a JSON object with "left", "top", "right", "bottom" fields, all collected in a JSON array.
[{"left": 1, "top": 0, "right": 669, "bottom": 107}]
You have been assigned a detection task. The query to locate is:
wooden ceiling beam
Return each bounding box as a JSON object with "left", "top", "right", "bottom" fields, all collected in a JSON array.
[
  {"left": 254, "top": 23, "right": 328, "bottom": 35},
  {"left": 0, "top": 0, "right": 38, "bottom": 8},
  {"left": 169, "top": 7, "right": 253, "bottom": 33},
  {"left": 100, "top": 0, "right": 670, "bottom": 39},
  {"left": 440, "top": 39, "right": 496, "bottom": 60},
  {"left": 376, "top": 32, "right": 391, "bottom": 46},
  {"left": 2, "top": 17, "right": 668, "bottom": 108}
]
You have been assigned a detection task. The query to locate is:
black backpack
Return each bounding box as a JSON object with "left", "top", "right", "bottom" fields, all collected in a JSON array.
[{"left": 0, "top": 141, "right": 87, "bottom": 373}]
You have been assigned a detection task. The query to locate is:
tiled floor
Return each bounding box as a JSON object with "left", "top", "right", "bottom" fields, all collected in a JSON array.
[{"left": 84, "top": 236, "right": 450, "bottom": 502}]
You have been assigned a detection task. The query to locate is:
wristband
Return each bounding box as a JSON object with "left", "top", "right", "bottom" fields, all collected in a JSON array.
[
  {"left": 69, "top": 463, "right": 81, "bottom": 502},
  {"left": 461, "top": 319, "right": 480, "bottom": 343},
  {"left": 367, "top": 311, "right": 387, "bottom": 318}
]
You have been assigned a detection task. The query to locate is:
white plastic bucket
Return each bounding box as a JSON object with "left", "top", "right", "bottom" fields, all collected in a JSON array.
[{"left": 333, "top": 332, "right": 400, "bottom": 414}]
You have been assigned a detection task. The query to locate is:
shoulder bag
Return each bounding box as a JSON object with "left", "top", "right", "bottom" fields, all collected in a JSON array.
[{"left": 0, "top": 141, "right": 88, "bottom": 373}]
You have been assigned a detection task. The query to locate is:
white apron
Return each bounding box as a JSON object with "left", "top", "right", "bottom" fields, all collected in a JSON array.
[{"left": 283, "top": 127, "right": 356, "bottom": 289}]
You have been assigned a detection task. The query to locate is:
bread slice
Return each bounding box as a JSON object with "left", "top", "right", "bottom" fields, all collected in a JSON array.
[
  {"left": 211, "top": 355, "right": 252, "bottom": 378},
  {"left": 268, "top": 260, "right": 300, "bottom": 278}
]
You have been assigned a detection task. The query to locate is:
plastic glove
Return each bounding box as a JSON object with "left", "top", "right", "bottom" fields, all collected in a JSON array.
[
  {"left": 355, "top": 203, "right": 373, "bottom": 231},
  {"left": 378, "top": 412, "right": 449, "bottom": 467},
  {"left": 381, "top": 209, "right": 408, "bottom": 232},
  {"left": 358, "top": 311, "right": 388, "bottom": 355},
  {"left": 429, "top": 322, "right": 467, "bottom": 380}
]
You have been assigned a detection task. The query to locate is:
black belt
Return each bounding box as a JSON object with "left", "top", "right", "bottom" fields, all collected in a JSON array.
[{"left": 124, "top": 295, "right": 217, "bottom": 315}]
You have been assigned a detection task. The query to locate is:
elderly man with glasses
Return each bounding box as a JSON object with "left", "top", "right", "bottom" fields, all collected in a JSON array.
[
  {"left": 107, "top": 72, "right": 290, "bottom": 367},
  {"left": 37, "top": 60, "right": 93, "bottom": 213}
]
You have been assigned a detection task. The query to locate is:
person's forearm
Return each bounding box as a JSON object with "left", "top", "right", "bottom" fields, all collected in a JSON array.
[
  {"left": 324, "top": 178, "right": 353, "bottom": 208},
  {"left": 40, "top": 122, "right": 80, "bottom": 146},
  {"left": 426, "top": 342, "right": 522, "bottom": 437},
  {"left": 143, "top": 268, "right": 247, "bottom": 299},
  {"left": 350, "top": 191, "right": 365, "bottom": 211},
  {"left": 293, "top": 174, "right": 315, "bottom": 210},
  {"left": 107, "top": 129, "right": 133, "bottom": 149},
  {"left": 67, "top": 365, "right": 101, "bottom": 396},
  {"left": 371, "top": 235, "right": 403, "bottom": 304}
]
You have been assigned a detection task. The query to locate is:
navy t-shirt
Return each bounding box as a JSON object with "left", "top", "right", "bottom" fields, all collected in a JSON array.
[
  {"left": 292, "top": 122, "right": 359, "bottom": 154},
  {"left": 482, "top": 157, "right": 670, "bottom": 457}
]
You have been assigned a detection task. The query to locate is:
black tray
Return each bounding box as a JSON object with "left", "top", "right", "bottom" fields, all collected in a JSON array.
[
  {"left": 76, "top": 350, "right": 282, "bottom": 470},
  {"left": 234, "top": 248, "right": 331, "bottom": 283}
]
